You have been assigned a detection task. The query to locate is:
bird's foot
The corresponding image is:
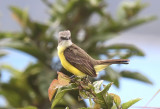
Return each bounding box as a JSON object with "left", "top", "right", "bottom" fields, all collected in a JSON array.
[
  {"left": 69, "top": 76, "right": 95, "bottom": 98},
  {"left": 69, "top": 75, "right": 76, "bottom": 79}
]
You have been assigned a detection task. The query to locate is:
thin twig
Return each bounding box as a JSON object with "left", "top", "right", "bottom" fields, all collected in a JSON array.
[
  {"left": 133, "top": 106, "right": 160, "bottom": 109},
  {"left": 145, "top": 89, "right": 160, "bottom": 107}
]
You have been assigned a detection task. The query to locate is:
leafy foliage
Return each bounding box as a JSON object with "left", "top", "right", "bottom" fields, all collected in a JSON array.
[
  {"left": 48, "top": 72, "right": 71, "bottom": 101},
  {"left": 120, "top": 70, "right": 152, "bottom": 84},
  {"left": 51, "top": 83, "right": 77, "bottom": 109},
  {"left": 49, "top": 73, "right": 141, "bottom": 108},
  {"left": 122, "top": 98, "right": 141, "bottom": 109},
  {"left": 0, "top": 0, "right": 155, "bottom": 108},
  {"left": 109, "top": 93, "right": 121, "bottom": 109},
  {"left": 17, "top": 106, "right": 38, "bottom": 109}
]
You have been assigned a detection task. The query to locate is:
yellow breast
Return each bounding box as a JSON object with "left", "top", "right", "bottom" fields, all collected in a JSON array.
[{"left": 58, "top": 46, "right": 86, "bottom": 77}]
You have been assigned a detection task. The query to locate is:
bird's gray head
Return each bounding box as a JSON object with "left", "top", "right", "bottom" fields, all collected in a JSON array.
[{"left": 58, "top": 30, "right": 72, "bottom": 47}]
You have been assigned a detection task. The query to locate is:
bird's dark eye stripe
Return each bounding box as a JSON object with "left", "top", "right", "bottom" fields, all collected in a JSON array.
[{"left": 61, "top": 37, "right": 69, "bottom": 40}]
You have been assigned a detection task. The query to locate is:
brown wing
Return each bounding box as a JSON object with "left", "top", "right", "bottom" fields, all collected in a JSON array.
[{"left": 64, "top": 44, "right": 97, "bottom": 77}]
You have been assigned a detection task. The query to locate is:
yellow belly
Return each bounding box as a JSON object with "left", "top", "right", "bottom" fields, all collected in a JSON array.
[{"left": 58, "top": 47, "right": 86, "bottom": 77}]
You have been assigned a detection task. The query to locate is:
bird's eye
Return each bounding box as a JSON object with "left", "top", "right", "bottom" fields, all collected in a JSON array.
[
  {"left": 61, "top": 37, "right": 64, "bottom": 39},
  {"left": 61, "top": 37, "right": 67, "bottom": 40}
]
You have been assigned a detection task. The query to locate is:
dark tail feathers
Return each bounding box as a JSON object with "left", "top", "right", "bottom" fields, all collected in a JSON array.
[{"left": 97, "top": 59, "right": 129, "bottom": 65}]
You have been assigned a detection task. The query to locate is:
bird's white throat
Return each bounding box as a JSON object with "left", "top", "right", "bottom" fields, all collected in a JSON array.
[{"left": 57, "top": 40, "right": 72, "bottom": 51}]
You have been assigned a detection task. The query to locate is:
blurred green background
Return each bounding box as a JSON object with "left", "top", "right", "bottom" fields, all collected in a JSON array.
[{"left": 0, "top": 0, "right": 159, "bottom": 109}]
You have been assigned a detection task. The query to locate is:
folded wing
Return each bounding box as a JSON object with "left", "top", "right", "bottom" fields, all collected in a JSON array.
[{"left": 64, "top": 44, "right": 97, "bottom": 77}]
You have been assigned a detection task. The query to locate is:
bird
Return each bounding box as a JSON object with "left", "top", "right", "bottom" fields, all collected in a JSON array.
[{"left": 57, "top": 30, "right": 129, "bottom": 77}]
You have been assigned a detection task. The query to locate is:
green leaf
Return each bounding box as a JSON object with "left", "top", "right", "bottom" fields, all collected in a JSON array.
[
  {"left": 0, "top": 76, "right": 33, "bottom": 106},
  {"left": 0, "top": 39, "right": 49, "bottom": 63},
  {"left": 111, "top": 105, "right": 117, "bottom": 109},
  {"left": 51, "top": 83, "right": 78, "bottom": 109},
  {"left": 10, "top": 6, "right": 49, "bottom": 38},
  {"left": 94, "top": 82, "right": 113, "bottom": 108},
  {"left": 109, "top": 93, "right": 121, "bottom": 109},
  {"left": 102, "top": 67, "right": 120, "bottom": 87},
  {"left": 0, "top": 89, "right": 22, "bottom": 107},
  {"left": 0, "top": 32, "right": 15, "bottom": 39},
  {"left": 117, "top": 0, "right": 148, "bottom": 20},
  {"left": 122, "top": 98, "right": 141, "bottom": 109},
  {"left": 79, "top": 90, "right": 90, "bottom": 99},
  {"left": 120, "top": 16, "right": 157, "bottom": 31},
  {"left": 0, "top": 64, "right": 21, "bottom": 77},
  {"left": 17, "top": 106, "right": 38, "bottom": 109},
  {"left": 105, "top": 94, "right": 114, "bottom": 109},
  {"left": 65, "top": 107, "right": 70, "bottom": 109},
  {"left": 93, "top": 80, "right": 103, "bottom": 93},
  {"left": 86, "top": 33, "right": 117, "bottom": 45},
  {"left": 78, "top": 107, "right": 90, "bottom": 109},
  {"left": 10, "top": 6, "right": 30, "bottom": 28},
  {"left": 120, "top": 71, "right": 152, "bottom": 84},
  {"left": 106, "top": 44, "right": 145, "bottom": 58}
]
